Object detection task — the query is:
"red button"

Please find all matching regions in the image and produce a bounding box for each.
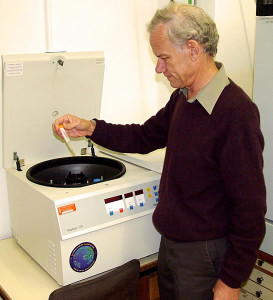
[119,208,124,213]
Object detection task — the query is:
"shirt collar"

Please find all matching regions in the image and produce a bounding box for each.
[180,62,230,114]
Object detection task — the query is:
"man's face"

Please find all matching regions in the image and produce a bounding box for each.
[150,24,194,89]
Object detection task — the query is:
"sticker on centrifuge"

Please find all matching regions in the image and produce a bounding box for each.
[69,242,97,272]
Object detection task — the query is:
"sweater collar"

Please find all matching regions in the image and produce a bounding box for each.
[180,62,230,114]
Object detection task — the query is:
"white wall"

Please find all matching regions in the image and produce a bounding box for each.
[49,0,164,123]
[215,0,256,97]
[0,0,46,240]
[0,0,257,240]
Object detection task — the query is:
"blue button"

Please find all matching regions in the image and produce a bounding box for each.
[140,202,144,207]
[130,205,134,210]
[93,178,102,183]
[156,198,159,203]
[154,192,158,196]
[153,186,157,190]
[110,211,114,216]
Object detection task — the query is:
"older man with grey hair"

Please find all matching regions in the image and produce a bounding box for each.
[53,2,266,300]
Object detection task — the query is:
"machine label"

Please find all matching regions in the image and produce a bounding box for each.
[69,242,97,272]
[4,62,23,76]
[57,203,76,215]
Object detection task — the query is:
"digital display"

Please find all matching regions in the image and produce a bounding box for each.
[135,189,144,196]
[124,192,133,198]
[104,195,123,204]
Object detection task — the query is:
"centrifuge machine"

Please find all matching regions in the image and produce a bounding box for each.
[2,51,163,285]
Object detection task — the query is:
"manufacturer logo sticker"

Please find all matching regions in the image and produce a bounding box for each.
[69,242,97,272]
[58,203,76,215]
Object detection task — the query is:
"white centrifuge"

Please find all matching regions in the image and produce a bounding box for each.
[2,52,164,286]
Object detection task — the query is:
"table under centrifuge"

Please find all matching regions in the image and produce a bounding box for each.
[2,52,163,286]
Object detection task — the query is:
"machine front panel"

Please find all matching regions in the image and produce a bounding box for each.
[60,213,160,286]
[56,178,160,239]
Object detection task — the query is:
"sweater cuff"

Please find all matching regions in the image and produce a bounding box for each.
[85,119,97,139]
[219,270,243,289]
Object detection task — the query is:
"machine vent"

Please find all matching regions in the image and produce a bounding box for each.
[48,240,57,275]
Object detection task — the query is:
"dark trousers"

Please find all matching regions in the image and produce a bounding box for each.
[157,235,229,300]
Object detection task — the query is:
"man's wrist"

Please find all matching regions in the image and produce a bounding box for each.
[85,119,96,137]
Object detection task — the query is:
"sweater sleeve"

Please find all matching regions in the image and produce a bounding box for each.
[91,89,181,154]
[218,99,266,288]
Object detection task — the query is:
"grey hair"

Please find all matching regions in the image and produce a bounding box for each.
[147,1,219,57]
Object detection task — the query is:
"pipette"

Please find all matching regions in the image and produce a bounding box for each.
[58,125,76,156]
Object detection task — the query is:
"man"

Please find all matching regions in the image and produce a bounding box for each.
[52,2,266,300]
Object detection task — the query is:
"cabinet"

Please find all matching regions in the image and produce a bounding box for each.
[137,260,160,300]
[240,251,273,299]
[137,251,273,300]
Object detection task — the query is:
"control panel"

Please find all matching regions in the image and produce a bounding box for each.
[56,176,160,239]
[104,185,159,216]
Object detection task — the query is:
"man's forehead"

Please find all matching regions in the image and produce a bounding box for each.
[150,23,168,38]
[150,24,181,56]
[150,25,170,48]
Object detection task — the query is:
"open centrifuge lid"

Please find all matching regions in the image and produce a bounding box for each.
[2,51,105,169]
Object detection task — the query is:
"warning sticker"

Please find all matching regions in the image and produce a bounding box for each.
[58,203,76,215]
[5,62,23,76]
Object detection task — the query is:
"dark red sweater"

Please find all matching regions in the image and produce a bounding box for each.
[91,79,266,288]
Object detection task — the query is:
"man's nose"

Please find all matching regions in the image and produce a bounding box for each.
[155,58,166,74]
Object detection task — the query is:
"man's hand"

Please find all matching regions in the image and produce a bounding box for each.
[213,279,239,300]
[52,114,95,138]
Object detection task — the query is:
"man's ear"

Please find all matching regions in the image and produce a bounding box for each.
[186,40,201,61]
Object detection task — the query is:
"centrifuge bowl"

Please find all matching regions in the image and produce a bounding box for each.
[26,156,126,188]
